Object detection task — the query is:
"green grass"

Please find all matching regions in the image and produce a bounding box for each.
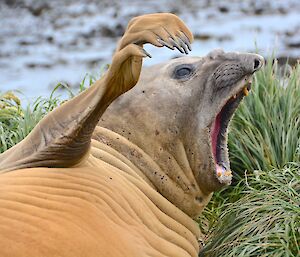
[0,61,299,257]
[200,165,300,257]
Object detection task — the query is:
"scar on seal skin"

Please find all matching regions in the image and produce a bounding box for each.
[0,13,264,257]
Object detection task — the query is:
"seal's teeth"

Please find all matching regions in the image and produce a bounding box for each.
[225,170,232,176]
[243,87,249,96]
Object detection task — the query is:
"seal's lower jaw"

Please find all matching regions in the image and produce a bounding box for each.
[210,76,253,185]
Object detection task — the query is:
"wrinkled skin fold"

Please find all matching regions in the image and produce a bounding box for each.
[0,13,263,257]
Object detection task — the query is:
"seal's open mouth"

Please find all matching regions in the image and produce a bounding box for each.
[210,77,252,184]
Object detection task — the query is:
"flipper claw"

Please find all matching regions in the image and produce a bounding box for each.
[169,37,184,54]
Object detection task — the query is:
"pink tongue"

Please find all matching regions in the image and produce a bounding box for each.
[211,112,221,161]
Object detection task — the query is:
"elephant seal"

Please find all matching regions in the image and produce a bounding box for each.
[0,13,263,257]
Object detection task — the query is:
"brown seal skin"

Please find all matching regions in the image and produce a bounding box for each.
[0,13,263,257]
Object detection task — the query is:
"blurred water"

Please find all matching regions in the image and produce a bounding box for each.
[0,0,299,101]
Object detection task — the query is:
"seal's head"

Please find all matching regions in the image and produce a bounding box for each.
[100,49,264,216]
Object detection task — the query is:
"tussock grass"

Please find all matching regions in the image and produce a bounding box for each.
[200,164,300,257]
[228,60,300,176]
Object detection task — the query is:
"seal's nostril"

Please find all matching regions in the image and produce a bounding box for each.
[254,58,261,70]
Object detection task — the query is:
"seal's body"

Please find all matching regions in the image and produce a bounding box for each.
[0,165,199,257]
[0,13,263,257]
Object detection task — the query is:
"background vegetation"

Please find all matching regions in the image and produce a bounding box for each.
[0,60,299,256]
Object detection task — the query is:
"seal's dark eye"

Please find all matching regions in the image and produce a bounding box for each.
[177,68,191,77]
[173,64,194,79]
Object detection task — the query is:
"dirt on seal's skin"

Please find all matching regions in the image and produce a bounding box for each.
[1,0,300,98]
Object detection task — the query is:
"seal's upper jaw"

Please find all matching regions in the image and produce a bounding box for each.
[208,52,264,186]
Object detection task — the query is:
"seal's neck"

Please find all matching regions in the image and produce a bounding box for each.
[91,126,212,218]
